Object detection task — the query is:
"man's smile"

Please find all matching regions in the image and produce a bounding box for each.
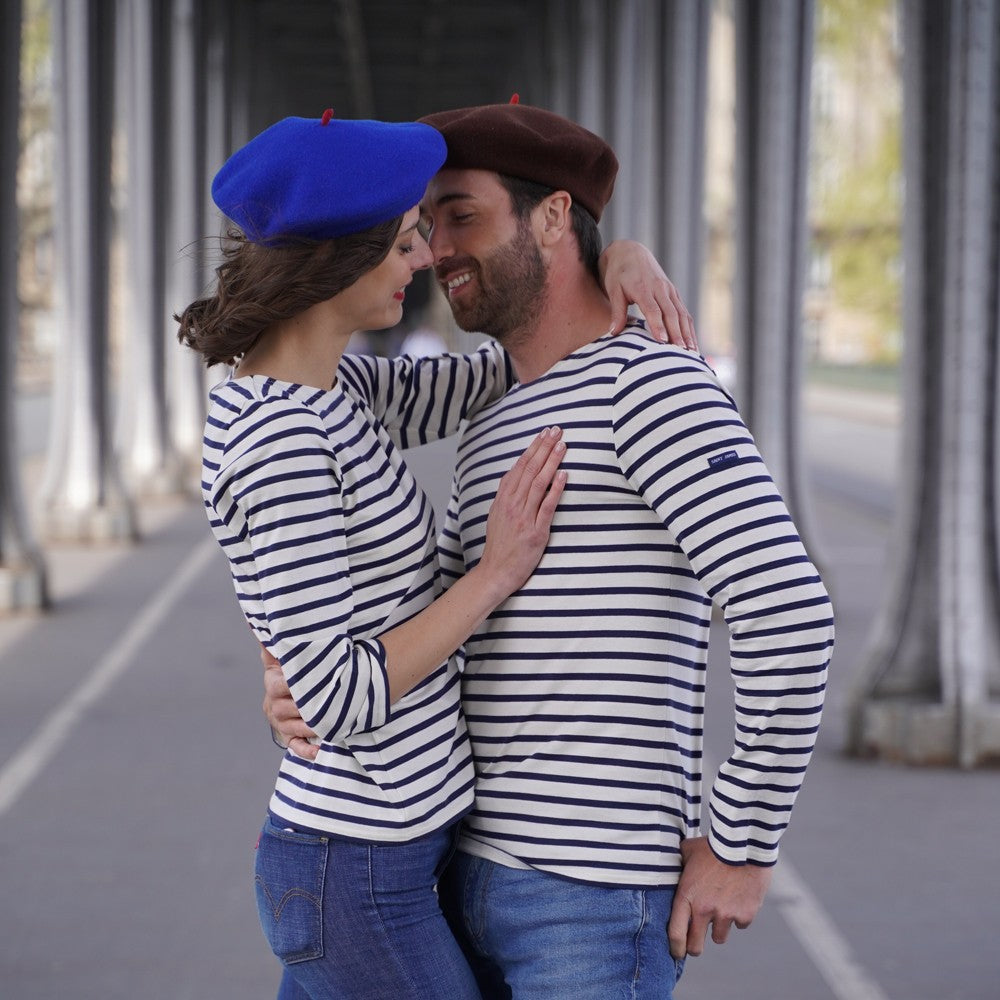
[438,268,476,299]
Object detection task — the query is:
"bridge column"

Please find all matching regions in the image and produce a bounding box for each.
[41,0,137,541]
[115,0,185,496]
[847,0,1000,766]
[732,0,820,548]
[655,1,709,312]
[549,0,708,313]
[164,0,208,475]
[0,0,47,609]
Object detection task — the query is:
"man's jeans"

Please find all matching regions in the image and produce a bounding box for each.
[254,816,480,1000]
[439,850,685,1000]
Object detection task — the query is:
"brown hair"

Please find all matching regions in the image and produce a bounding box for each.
[176,216,403,367]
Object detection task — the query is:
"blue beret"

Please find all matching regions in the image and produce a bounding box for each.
[211,113,447,244]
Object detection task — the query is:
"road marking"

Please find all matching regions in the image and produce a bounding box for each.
[771,853,891,1000]
[1,529,891,1000]
[704,754,890,1000]
[0,537,218,817]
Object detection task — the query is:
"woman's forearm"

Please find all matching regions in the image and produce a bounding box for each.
[379,565,508,702]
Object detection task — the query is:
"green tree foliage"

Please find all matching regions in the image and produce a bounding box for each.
[812,0,902,363]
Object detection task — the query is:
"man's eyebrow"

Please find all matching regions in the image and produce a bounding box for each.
[426,191,476,209]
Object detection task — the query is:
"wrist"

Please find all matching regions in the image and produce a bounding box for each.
[464,562,515,611]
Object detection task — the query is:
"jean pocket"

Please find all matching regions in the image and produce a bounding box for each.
[254,820,328,965]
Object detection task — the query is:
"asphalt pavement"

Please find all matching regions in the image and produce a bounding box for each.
[0,391,997,1000]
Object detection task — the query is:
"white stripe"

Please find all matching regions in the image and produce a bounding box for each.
[771,856,892,1000]
[0,537,218,817]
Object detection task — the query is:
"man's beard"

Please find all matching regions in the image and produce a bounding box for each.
[446,217,548,343]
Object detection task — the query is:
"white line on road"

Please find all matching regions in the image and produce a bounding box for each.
[4,535,893,1000]
[704,753,891,1000]
[0,537,218,818]
[771,853,891,1000]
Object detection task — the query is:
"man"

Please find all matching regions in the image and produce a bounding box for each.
[269,102,833,999]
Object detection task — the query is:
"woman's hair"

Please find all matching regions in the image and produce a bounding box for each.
[176,215,404,367]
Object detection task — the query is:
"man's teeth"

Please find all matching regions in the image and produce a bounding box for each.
[447,273,472,292]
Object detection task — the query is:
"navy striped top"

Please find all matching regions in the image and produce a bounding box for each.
[440,329,834,884]
[201,344,513,841]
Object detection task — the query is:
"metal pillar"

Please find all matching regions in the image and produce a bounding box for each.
[847,0,1000,767]
[164,0,208,475]
[657,1,710,315]
[547,0,707,333]
[574,0,610,154]
[732,0,819,548]
[0,0,48,610]
[544,0,579,121]
[202,0,233,259]
[41,0,137,541]
[115,0,185,496]
[605,0,660,251]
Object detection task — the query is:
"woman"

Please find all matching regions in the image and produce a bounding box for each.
[178,112,690,999]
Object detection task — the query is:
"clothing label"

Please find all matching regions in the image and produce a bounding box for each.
[708,450,739,469]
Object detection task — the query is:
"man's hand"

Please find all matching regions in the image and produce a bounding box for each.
[666,836,773,960]
[261,646,319,760]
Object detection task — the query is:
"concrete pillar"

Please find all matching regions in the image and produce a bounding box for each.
[847,0,1000,767]
[0,0,48,609]
[41,0,137,541]
[115,0,185,495]
[164,0,207,475]
[732,0,818,545]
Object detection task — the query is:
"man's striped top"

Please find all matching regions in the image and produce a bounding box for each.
[201,344,512,842]
[440,329,834,885]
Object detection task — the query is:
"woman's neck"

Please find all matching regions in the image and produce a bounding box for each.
[237,301,353,389]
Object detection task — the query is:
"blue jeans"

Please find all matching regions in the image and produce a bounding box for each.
[438,851,685,1000]
[254,817,481,1000]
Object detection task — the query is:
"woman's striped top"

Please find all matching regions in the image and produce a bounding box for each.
[440,329,834,884]
[201,343,513,842]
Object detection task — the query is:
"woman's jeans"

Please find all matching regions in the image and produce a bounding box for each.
[438,850,685,1000]
[254,816,481,1000]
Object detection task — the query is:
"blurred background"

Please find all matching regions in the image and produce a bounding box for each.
[1,1,997,998]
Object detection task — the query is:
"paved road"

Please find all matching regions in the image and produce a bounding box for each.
[1,394,997,999]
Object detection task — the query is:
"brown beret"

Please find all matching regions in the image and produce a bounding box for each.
[419,102,618,222]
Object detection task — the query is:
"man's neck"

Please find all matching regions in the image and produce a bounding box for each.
[503,269,615,384]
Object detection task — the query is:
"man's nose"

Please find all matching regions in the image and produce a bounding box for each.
[411,235,434,271]
[427,225,451,264]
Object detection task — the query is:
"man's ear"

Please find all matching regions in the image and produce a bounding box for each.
[536,190,572,246]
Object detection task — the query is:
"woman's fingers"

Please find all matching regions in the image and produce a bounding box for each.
[502,426,563,499]
[645,278,698,351]
[523,432,568,523]
[607,284,630,336]
[535,467,567,527]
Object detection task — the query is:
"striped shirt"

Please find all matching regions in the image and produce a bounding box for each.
[202,344,513,842]
[440,328,834,885]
